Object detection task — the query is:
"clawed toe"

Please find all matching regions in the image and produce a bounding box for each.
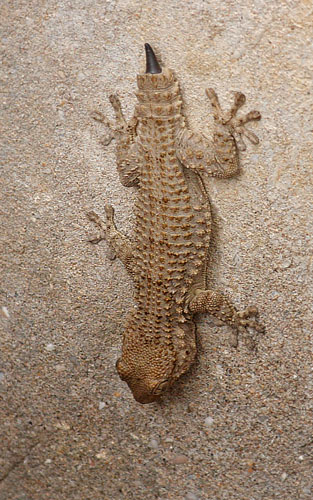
[239,110,261,124]
[231,306,265,349]
[233,132,247,151]
[238,306,259,319]
[240,318,263,331]
[236,325,258,351]
[229,92,246,118]
[233,91,246,106]
[109,94,127,125]
[206,88,223,121]
[237,306,264,333]
[206,87,219,102]
[86,208,117,260]
[92,94,127,140]
[109,94,122,109]
[91,110,114,145]
[236,110,261,145]
[91,110,109,124]
[241,127,259,145]
[86,211,106,244]
[104,204,114,220]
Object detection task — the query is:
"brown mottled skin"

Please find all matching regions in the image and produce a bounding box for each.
[89,44,263,404]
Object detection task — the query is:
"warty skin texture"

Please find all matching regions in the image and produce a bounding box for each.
[89,44,264,404]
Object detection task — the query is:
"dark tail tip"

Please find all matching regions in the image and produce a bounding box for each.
[145,43,162,74]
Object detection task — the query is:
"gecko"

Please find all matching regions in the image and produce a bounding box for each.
[88,43,264,404]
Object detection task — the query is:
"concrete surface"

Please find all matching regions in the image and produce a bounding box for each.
[1,1,312,499]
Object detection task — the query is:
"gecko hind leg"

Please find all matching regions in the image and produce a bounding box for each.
[92,95,140,187]
[186,288,264,349]
[91,110,115,147]
[206,88,261,151]
[176,89,261,178]
[91,95,128,144]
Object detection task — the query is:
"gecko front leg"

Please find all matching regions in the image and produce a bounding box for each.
[87,207,139,283]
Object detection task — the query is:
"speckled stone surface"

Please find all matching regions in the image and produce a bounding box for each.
[1,1,312,499]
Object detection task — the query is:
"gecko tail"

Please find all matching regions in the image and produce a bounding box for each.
[145,43,162,74]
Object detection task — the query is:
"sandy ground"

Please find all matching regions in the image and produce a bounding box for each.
[1,1,312,499]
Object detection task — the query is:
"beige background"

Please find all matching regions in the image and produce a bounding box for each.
[1,1,312,499]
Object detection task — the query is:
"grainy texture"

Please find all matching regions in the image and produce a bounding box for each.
[1,1,312,499]
[89,45,263,403]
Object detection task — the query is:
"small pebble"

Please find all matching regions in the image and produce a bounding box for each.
[1,306,10,318]
[281,472,288,481]
[130,433,139,440]
[148,439,159,449]
[98,401,105,410]
[55,421,70,431]
[278,258,292,269]
[44,459,52,464]
[185,493,199,500]
[69,355,79,365]
[170,454,188,465]
[55,364,65,372]
[204,416,214,427]
[96,449,107,459]
[257,415,268,423]
[77,71,86,81]
[45,343,55,352]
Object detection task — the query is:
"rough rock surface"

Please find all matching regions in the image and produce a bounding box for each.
[1,1,312,499]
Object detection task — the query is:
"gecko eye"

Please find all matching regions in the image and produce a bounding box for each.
[153,379,170,395]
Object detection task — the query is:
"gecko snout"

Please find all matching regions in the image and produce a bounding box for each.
[131,378,170,404]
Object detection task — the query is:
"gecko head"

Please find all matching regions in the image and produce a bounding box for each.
[116,355,173,404]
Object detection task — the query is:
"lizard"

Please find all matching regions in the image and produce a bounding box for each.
[88,43,264,404]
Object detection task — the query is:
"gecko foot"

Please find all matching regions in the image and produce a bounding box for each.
[187,289,264,349]
[91,110,115,146]
[92,94,138,147]
[86,208,116,260]
[232,306,265,349]
[206,88,261,151]
[91,95,127,146]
